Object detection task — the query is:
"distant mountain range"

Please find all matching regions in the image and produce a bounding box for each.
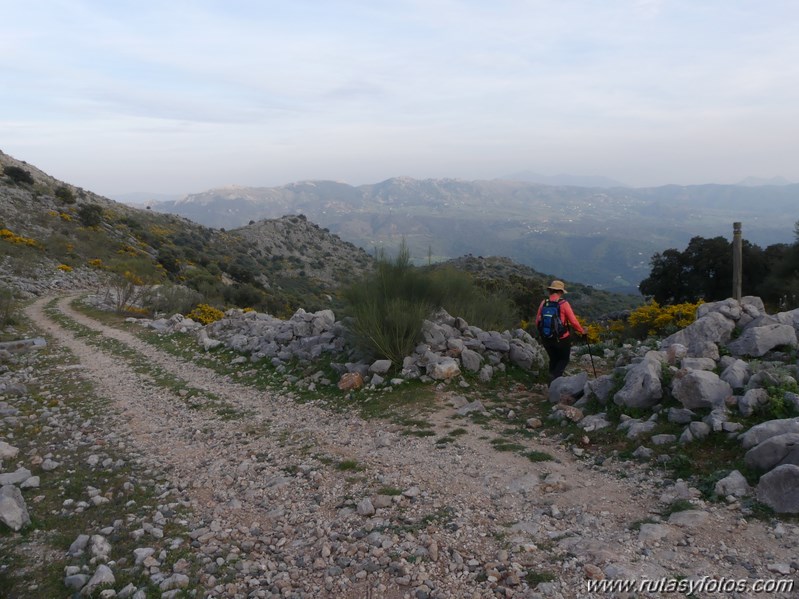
[110,191,183,206]
[736,176,795,187]
[500,171,628,188]
[148,178,799,294]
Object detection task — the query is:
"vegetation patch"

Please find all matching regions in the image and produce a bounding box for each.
[525,450,555,463]
[335,459,363,472]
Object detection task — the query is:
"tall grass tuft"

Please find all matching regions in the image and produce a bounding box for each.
[344,243,433,364]
[430,267,516,331]
[343,242,518,364]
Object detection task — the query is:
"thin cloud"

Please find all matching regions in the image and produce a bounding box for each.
[1,0,798,193]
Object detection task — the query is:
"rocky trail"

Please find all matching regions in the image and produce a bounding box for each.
[1,295,797,598]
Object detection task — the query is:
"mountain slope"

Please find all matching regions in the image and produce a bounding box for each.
[0,151,372,313]
[230,215,372,286]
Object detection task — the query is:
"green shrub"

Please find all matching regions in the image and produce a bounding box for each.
[54,185,76,204]
[143,284,203,316]
[433,267,516,330]
[2,165,34,185]
[223,282,267,310]
[78,204,103,227]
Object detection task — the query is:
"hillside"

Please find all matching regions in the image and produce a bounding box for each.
[0,151,371,314]
[150,178,799,293]
[231,215,372,286]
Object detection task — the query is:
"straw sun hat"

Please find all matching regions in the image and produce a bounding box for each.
[547,280,567,293]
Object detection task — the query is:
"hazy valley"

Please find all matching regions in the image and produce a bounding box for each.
[148,178,799,293]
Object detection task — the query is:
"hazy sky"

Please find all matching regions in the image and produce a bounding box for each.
[2,1,798,196]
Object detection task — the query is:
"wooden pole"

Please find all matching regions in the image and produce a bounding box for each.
[732,222,742,300]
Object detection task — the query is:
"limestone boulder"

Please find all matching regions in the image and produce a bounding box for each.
[585,374,615,406]
[737,388,769,418]
[613,353,664,409]
[727,323,798,358]
[0,484,30,531]
[671,370,732,410]
[714,470,752,498]
[720,358,750,389]
[459,348,482,373]
[426,357,461,381]
[744,433,799,472]
[661,312,735,355]
[739,417,799,449]
[696,298,742,321]
[756,464,799,513]
[549,373,588,404]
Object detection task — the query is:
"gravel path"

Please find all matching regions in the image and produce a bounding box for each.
[21,295,799,598]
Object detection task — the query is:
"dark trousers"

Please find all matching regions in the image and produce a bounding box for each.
[543,337,572,383]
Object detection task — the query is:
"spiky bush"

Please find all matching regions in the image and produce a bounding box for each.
[343,242,517,364]
[428,267,516,331]
[343,244,434,364]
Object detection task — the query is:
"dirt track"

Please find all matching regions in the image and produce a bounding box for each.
[19,295,799,598]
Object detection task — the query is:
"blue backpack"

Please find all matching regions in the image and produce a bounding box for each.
[538,299,566,339]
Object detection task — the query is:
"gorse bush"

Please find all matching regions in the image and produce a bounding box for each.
[628,300,702,338]
[187,303,225,325]
[581,300,702,344]
[343,242,518,364]
[0,228,40,248]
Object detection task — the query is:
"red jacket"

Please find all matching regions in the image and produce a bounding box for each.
[536,294,585,339]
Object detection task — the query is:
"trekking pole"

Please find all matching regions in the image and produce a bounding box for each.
[584,336,597,378]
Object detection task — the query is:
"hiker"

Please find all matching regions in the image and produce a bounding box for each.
[536,280,586,383]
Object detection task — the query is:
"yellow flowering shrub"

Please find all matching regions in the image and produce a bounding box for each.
[117,245,141,256]
[88,258,104,268]
[186,303,225,325]
[628,300,703,337]
[57,264,73,272]
[584,323,603,344]
[0,228,40,248]
[149,225,173,237]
